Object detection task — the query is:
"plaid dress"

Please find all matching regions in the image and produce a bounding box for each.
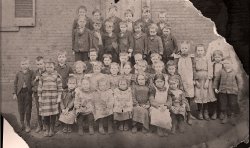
[37,71,63,116]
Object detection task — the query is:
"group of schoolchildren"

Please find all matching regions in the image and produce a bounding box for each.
[13,5,242,138]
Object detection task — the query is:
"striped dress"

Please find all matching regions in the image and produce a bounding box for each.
[37,71,63,116]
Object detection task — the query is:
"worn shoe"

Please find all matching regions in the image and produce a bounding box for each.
[198,111,203,120]
[108,123,114,134]
[99,126,105,135]
[25,125,31,133]
[171,126,176,134]
[118,124,124,131]
[132,126,137,133]
[221,115,228,124]
[35,125,42,133]
[43,130,49,137]
[62,126,68,133]
[163,130,169,137]
[67,126,72,133]
[78,127,84,136]
[203,110,210,121]
[123,122,129,131]
[219,112,224,120]
[157,127,164,137]
[142,127,148,134]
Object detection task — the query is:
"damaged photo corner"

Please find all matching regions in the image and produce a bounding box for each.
[0,0,249,147]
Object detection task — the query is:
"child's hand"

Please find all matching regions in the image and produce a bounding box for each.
[112,42,118,49]
[204,79,209,89]
[13,94,17,100]
[195,80,201,88]
[215,89,219,94]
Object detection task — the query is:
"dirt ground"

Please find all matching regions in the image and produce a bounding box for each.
[1,75,249,148]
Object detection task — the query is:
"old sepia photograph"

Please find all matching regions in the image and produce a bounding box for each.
[0,0,249,147]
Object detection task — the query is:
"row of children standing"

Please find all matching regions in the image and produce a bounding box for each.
[13,4,242,138]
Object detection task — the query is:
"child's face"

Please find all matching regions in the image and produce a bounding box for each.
[98,81,108,91]
[137,75,146,85]
[109,7,117,17]
[167,65,176,75]
[123,64,131,75]
[170,82,178,90]
[151,56,160,64]
[159,13,166,21]
[89,52,97,61]
[214,54,223,63]
[75,64,84,74]
[93,65,101,73]
[142,10,150,18]
[45,63,55,73]
[20,60,30,71]
[180,44,189,54]
[78,19,86,28]
[58,54,67,64]
[138,63,147,72]
[78,8,86,17]
[81,80,90,91]
[162,28,171,36]
[134,26,142,33]
[119,55,128,63]
[154,63,164,73]
[149,28,157,36]
[110,65,119,75]
[36,60,45,70]
[155,79,165,88]
[103,57,112,66]
[196,46,205,56]
[223,61,232,70]
[125,13,133,21]
[68,80,76,90]
[105,25,113,33]
[93,12,101,20]
[120,24,127,33]
[118,80,128,90]
[93,23,102,30]
[134,55,143,64]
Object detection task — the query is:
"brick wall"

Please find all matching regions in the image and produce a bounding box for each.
[1,0,219,85]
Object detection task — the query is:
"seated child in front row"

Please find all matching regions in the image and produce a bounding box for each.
[113,78,133,131]
[38,59,63,137]
[74,78,95,135]
[167,77,190,134]
[94,78,114,134]
[59,76,77,133]
[13,57,33,133]
[150,74,172,137]
[132,74,150,133]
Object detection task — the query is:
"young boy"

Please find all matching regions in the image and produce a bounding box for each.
[13,57,34,133]
[90,20,103,56]
[102,21,119,62]
[55,51,74,90]
[214,59,242,124]
[118,21,134,56]
[147,24,164,62]
[124,9,134,32]
[135,6,154,35]
[32,56,46,133]
[72,5,91,31]
[89,8,104,31]
[156,12,168,36]
[133,22,148,60]
[72,17,93,61]
[105,5,122,35]
[161,25,178,63]
[85,48,99,73]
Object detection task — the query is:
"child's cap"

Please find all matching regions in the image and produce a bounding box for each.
[92,8,101,15]
[103,54,112,59]
[149,23,158,30]
[134,53,143,59]
[166,60,176,67]
[212,50,223,57]
[124,9,134,17]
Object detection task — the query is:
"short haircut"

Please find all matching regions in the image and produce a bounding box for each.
[149,23,158,30]
[77,5,87,13]
[36,56,44,61]
[110,62,119,68]
[195,44,205,51]
[103,54,112,59]
[153,73,165,84]
[142,6,150,13]
[212,50,223,58]
[89,48,97,53]
[124,9,134,17]
[21,56,30,63]
[73,61,86,71]
[109,5,118,11]
[134,22,143,28]
[119,21,127,27]
[92,9,101,15]
[166,60,176,68]
[67,76,77,84]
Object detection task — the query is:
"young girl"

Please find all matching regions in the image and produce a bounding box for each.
[38,59,63,137]
[113,78,133,131]
[120,62,134,85]
[193,45,216,121]
[166,60,184,91]
[59,76,77,133]
[74,78,95,135]
[135,6,154,34]
[211,50,224,120]
[150,74,172,137]
[94,78,114,134]
[133,22,148,59]
[149,61,168,86]
[167,77,190,133]
[118,21,134,55]
[109,62,121,90]
[102,21,119,62]
[214,59,242,124]
[161,25,178,63]
[147,24,164,62]
[124,9,134,32]
[101,54,112,74]
[175,41,195,120]
[132,53,143,73]
[132,74,150,133]
[72,17,92,61]
[88,61,107,91]
[72,61,86,87]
